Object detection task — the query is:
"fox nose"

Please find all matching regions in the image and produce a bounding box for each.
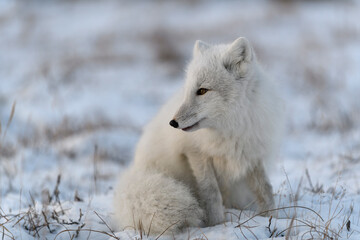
[169,119,179,128]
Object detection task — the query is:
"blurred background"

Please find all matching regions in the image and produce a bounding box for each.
[0,0,360,238]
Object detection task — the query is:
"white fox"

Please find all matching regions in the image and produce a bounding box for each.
[113,37,284,235]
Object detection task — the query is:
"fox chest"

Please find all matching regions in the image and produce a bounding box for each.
[198,136,262,181]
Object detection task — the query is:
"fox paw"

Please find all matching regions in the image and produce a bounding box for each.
[207,206,225,226]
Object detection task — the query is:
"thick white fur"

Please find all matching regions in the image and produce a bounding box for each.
[113,37,284,235]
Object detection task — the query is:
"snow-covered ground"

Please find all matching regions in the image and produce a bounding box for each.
[1,0,360,239]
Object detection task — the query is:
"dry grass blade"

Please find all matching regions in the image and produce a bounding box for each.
[0,208,9,221]
[337,205,353,236]
[93,144,99,194]
[237,224,249,240]
[154,220,180,240]
[276,224,308,238]
[285,216,295,239]
[147,212,156,237]
[285,217,340,239]
[2,101,16,140]
[199,230,209,240]
[138,219,143,239]
[242,224,259,240]
[11,212,27,228]
[58,222,72,240]
[1,231,15,240]
[93,211,119,239]
[54,228,120,240]
[225,211,241,223]
[305,169,314,190]
[0,223,15,240]
[41,211,53,233]
[235,205,324,228]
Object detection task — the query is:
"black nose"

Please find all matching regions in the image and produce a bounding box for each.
[169,119,179,128]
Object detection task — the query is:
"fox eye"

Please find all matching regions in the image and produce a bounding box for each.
[196,88,209,96]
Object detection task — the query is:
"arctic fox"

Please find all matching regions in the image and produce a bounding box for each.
[113,37,283,235]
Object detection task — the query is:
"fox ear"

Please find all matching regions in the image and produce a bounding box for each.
[223,37,254,76]
[193,40,210,56]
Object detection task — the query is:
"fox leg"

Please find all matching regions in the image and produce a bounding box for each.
[187,154,224,226]
[245,163,275,215]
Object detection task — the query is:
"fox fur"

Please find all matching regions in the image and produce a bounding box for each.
[113,37,284,235]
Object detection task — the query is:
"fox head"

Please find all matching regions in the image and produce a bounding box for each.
[169,37,259,132]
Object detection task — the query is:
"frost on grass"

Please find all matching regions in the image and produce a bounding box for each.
[1,0,360,239]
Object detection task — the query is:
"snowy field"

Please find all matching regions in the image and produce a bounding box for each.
[1,0,360,239]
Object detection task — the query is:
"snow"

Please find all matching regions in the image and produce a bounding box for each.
[1,0,360,239]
